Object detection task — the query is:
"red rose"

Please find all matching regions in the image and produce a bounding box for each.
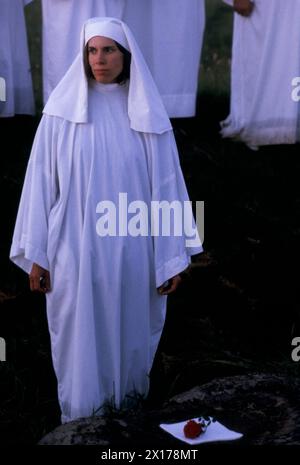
[183,420,203,438]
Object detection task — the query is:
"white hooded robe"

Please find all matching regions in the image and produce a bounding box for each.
[10,17,202,423]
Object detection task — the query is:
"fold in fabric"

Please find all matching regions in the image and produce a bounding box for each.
[41,0,205,117]
[10,77,202,422]
[221,0,300,147]
[0,0,35,117]
[43,17,172,134]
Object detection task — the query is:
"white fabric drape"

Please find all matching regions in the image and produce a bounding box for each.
[0,0,35,117]
[10,18,202,423]
[41,0,205,117]
[43,17,172,134]
[221,0,300,147]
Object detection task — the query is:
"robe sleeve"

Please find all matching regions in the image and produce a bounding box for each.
[143,130,203,288]
[10,115,59,274]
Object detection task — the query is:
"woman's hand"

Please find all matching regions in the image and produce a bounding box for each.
[29,263,51,293]
[157,274,182,296]
[233,0,254,17]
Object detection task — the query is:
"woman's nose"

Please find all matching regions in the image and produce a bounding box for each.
[95,51,106,64]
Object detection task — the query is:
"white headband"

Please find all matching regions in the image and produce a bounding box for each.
[84,18,130,51]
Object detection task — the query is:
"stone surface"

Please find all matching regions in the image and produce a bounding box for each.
[38,373,300,446]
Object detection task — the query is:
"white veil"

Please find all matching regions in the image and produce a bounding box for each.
[43,17,172,134]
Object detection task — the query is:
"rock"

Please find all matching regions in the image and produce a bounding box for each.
[165,372,300,445]
[38,373,300,446]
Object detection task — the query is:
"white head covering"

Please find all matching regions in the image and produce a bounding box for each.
[43,17,172,134]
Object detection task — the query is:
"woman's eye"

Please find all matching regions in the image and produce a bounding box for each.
[88,46,115,54]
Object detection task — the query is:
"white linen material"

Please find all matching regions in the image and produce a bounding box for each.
[122,0,205,117]
[10,89,202,422]
[41,0,205,117]
[0,0,35,117]
[43,17,172,134]
[221,0,300,147]
[10,17,202,421]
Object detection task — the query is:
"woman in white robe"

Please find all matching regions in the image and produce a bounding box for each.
[0,0,35,117]
[221,0,300,148]
[41,0,205,117]
[10,17,202,423]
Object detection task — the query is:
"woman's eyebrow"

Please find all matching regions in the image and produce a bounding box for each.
[88,45,116,50]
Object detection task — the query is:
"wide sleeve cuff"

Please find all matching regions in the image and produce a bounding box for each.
[10,237,50,274]
[155,252,191,288]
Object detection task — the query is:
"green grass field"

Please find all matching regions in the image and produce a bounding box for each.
[25,0,233,114]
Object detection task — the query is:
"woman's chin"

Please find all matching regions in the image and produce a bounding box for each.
[93,75,116,84]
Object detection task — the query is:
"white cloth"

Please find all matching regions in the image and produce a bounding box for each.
[160,417,243,445]
[44,17,172,134]
[10,18,202,423]
[41,0,205,117]
[221,0,300,147]
[0,0,35,117]
[122,0,205,117]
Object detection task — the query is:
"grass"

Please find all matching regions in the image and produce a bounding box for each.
[199,0,233,97]
[3,0,300,447]
[1,0,236,444]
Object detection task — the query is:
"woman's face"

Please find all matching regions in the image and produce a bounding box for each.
[87,36,124,84]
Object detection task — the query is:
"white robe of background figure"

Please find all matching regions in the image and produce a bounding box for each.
[221,0,300,149]
[41,0,205,117]
[0,0,35,117]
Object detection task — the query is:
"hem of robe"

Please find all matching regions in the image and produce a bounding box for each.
[220,117,299,147]
[10,238,49,274]
[57,314,166,424]
[162,93,197,118]
[60,388,146,424]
